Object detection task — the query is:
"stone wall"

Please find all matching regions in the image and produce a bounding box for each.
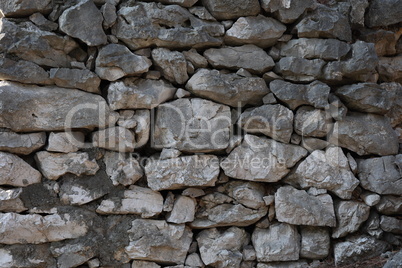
[0,0,401,267]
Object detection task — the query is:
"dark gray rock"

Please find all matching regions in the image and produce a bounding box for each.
[0,57,52,85]
[378,56,402,84]
[376,196,402,215]
[0,0,52,17]
[260,0,316,23]
[383,82,402,127]
[50,68,101,94]
[380,216,402,234]
[294,106,329,138]
[202,0,260,20]
[366,0,402,27]
[275,57,326,82]
[156,0,198,8]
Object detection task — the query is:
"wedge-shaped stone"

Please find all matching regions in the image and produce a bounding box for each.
[221,134,308,182]
[0,0,52,17]
[0,57,52,85]
[0,131,46,155]
[275,57,326,82]
[125,219,193,265]
[332,201,371,238]
[0,152,41,187]
[112,2,224,50]
[103,151,143,186]
[49,68,101,94]
[0,187,27,212]
[261,0,316,23]
[46,132,85,153]
[186,69,269,107]
[152,48,188,84]
[0,81,118,132]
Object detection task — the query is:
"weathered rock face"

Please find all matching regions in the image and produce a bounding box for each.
[202,0,260,20]
[261,0,316,23]
[92,126,136,152]
[0,152,41,187]
[112,2,224,50]
[300,227,330,259]
[376,196,402,215]
[166,195,196,223]
[46,132,84,153]
[366,0,402,27]
[0,0,52,17]
[221,135,308,182]
[0,187,27,213]
[0,57,52,85]
[103,151,143,186]
[49,68,101,94]
[332,201,371,238]
[294,106,329,138]
[0,81,118,132]
[0,131,46,155]
[152,48,188,84]
[378,56,402,84]
[157,0,198,8]
[381,216,402,234]
[275,57,326,82]
[186,68,270,107]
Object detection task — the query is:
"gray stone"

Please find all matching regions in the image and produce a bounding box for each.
[160,148,182,160]
[270,80,330,110]
[224,180,266,209]
[300,137,329,152]
[275,57,326,82]
[103,151,143,186]
[0,81,118,132]
[383,250,402,268]
[125,219,193,265]
[0,244,56,268]
[225,15,286,48]
[359,29,397,57]
[262,93,277,104]
[221,134,308,182]
[357,155,402,196]
[360,192,381,206]
[112,2,224,50]
[380,216,402,234]
[328,113,399,156]
[328,94,348,121]
[366,0,402,27]
[332,201,371,238]
[257,261,311,268]
[0,188,27,213]
[294,106,329,138]
[239,104,294,143]
[188,6,216,21]
[252,223,300,262]
[152,48,188,84]
[204,45,274,74]
[378,56,402,84]
[383,82,402,127]
[92,127,136,153]
[275,186,336,227]
[0,152,41,187]
[0,131,46,155]
[50,68,101,94]
[166,195,196,223]
[185,253,203,267]
[182,188,205,198]
[202,0,260,20]
[46,132,85,153]
[183,49,208,69]
[130,110,150,148]
[95,44,152,81]
[197,227,249,268]
[349,0,369,26]
[131,261,161,268]
[107,78,176,110]
[0,0,52,17]
[363,211,383,238]
[186,69,270,107]
[156,0,198,8]
[145,155,219,191]
[59,0,107,46]
[50,239,96,268]
[300,227,330,259]
[376,196,402,215]
[101,2,117,29]
[29,12,58,31]
[260,0,316,23]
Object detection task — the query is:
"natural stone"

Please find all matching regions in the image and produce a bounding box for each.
[383,250,402,268]
[359,29,398,57]
[0,245,56,268]
[103,151,143,186]
[380,216,402,234]
[101,2,117,29]
[332,201,371,238]
[238,104,294,143]
[204,45,274,74]
[49,68,101,94]
[328,94,348,121]
[0,152,41,187]
[202,0,260,20]
[152,48,188,84]
[376,196,402,215]
[183,49,208,69]
[383,82,402,127]
[107,78,176,110]
[360,192,381,206]
[46,132,85,153]
[300,137,329,152]
[294,106,329,138]
[221,134,307,182]
[145,155,219,191]
[225,15,286,48]
[366,0,402,27]
[0,131,46,155]
[131,261,161,268]
[35,151,99,181]
[275,57,326,82]
[182,188,205,198]
[224,180,266,209]
[300,227,330,259]
[0,188,27,213]
[0,0,52,17]
[378,56,402,84]
[157,0,198,8]
[186,69,270,107]
[260,0,316,23]
[185,253,203,267]
[166,195,196,223]
[349,0,369,26]
[92,127,136,153]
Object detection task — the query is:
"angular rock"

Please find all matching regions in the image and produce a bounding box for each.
[29,12,58,31]
[125,219,193,265]
[46,132,85,153]
[287,147,359,199]
[97,186,163,218]
[145,155,219,191]
[0,244,56,268]
[275,57,325,82]
[225,15,286,48]
[101,2,117,29]
[221,134,308,182]
[0,212,88,244]
[366,0,402,27]
[359,29,398,57]
[0,152,41,187]
[152,48,188,84]
[95,44,152,81]
[300,227,330,259]
[224,180,266,209]
[197,227,249,268]
[332,201,371,238]
[360,192,381,206]
[157,0,198,8]
[166,195,196,223]
[183,49,208,69]
[252,223,300,262]
[186,69,270,107]
[103,151,143,186]
[328,113,399,156]
[153,98,230,152]
[295,5,352,42]
[270,80,330,110]
[49,68,101,94]
[294,106,329,138]
[107,78,176,110]
[380,216,402,234]
[239,104,294,143]
[275,186,336,227]
[92,126,136,153]
[202,0,260,20]
[204,45,274,74]
[185,253,203,267]
[378,56,402,84]
[383,250,402,268]
[376,196,402,215]
[261,0,316,23]
[50,238,96,268]
[0,0,52,17]
[0,81,118,132]
[35,151,99,181]
[357,155,402,196]
[0,131,46,155]
[131,261,161,268]
[384,82,402,127]
[300,137,329,152]
[59,0,107,46]
[280,38,350,61]
[112,2,224,50]
[0,187,27,212]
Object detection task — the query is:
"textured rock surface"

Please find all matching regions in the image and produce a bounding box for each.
[0,57,52,85]
[380,216,402,234]
[275,57,326,82]
[332,201,371,238]
[166,195,196,223]
[294,106,329,138]
[49,68,101,94]
[92,126,136,152]
[0,0,52,17]
[366,0,402,27]
[261,0,316,23]
[376,196,402,215]
[0,131,46,155]
[300,227,330,259]
[152,48,189,84]
[103,151,143,186]
[202,0,260,20]
[46,132,84,153]
[0,152,41,187]
[378,56,402,84]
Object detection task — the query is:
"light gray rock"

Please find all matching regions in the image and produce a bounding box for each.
[280,38,350,61]
[300,137,329,152]
[287,147,359,199]
[46,132,85,153]
[238,104,293,143]
[131,261,161,268]
[202,0,260,20]
[153,98,231,152]
[225,15,286,48]
[92,126,136,153]
[95,44,152,81]
[357,155,402,196]
[275,186,336,227]
[366,0,402,27]
[275,57,326,82]
[221,134,308,182]
[260,0,316,23]
[252,223,300,262]
[204,45,274,74]
[270,80,330,110]
[0,152,41,187]
[378,56,402,84]
[107,78,176,110]
[332,201,371,238]
[360,192,381,206]
[0,188,27,213]
[328,113,399,156]
[300,227,330,259]
[112,2,224,50]
[294,106,329,138]
[383,250,402,268]
[224,180,266,209]
[257,261,311,268]
[125,219,193,265]
[152,48,188,84]
[145,155,219,191]
[128,110,150,148]
[166,195,196,223]
[97,186,163,218]
[49,68,101,94]
[101,2,117,29]
[349,0,369,26]
[197,227,249,268]
[103,151,143,186]
[380,216,402,234]
[334,235,389,266]
[185,253,203,267]
[156,0,198,8]
[0,131,46,155]
[0,0,52,17]
[182,188,205,198]
[59,0,107,46]
[183,49,208,69]
[0,212,88,244]
[0,81,118,132]
[376,196,402,215]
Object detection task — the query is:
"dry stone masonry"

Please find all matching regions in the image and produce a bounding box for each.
[0,0,401,267]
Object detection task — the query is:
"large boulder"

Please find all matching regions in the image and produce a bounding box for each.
[0,152,41,187]
[201,0,260,20]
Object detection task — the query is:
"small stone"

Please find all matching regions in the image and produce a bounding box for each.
[188,6,216,21]
[46,132,85,153]
[92,127,136,153]
[262,93,277,104]
[332,201,371,238]
[160,148,182,160]
[101,2,117,29]
[152,48,189,84]
[166,195,196,224]
[202,0,260,20]
[378,56,402,84]
[380,216,402,234]
[275,57,326,82]
[261,0,316,23]
[49,68,101,94]
[0,131,46,155]
[360,192,381,206]
[383,82,402,127]
[88,258,100,268]
[132,261,161,268]
[224,180,266,209]
[294,106,329,138]
[376,196,402,215]
[146,70,161,80]
[103,151,143,186]
[163,192,175,213]
[0,152,41,187]
[300,227,330,259]
[359,29,398,57]
[290,133,302,145]
[263,195,274,206]
[182,188,205,198]
[366,0,402,27]
[0,188,27,212]
[175,88,191,98]
[183,49,208,69]
[132,110,151,148]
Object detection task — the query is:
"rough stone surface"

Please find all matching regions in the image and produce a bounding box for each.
[378,56,402,84]
[383,250,402,268]
[46,132,84,153]
[0,152,41,187]
[152,48,189,84]
[380,216,402,234]
[0,131,46,155]
[366,0,402,27]
[294,106,329,138]
[261,0,316,23]
[92,127,136,153]
[0,57,52,85]
[202,0,260,20]
[376,196,402,215]
[157,0,198,8]
[49,68,101,94]
[103,151,143,186]
[332,201,370,239]
[166,195,196,224]
[300,227,330,259]
[0,187,27,213]
[0,0,52,17]
[275,57,326,82]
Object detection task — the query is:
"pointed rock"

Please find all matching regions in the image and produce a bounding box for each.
[0,152,41,187]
